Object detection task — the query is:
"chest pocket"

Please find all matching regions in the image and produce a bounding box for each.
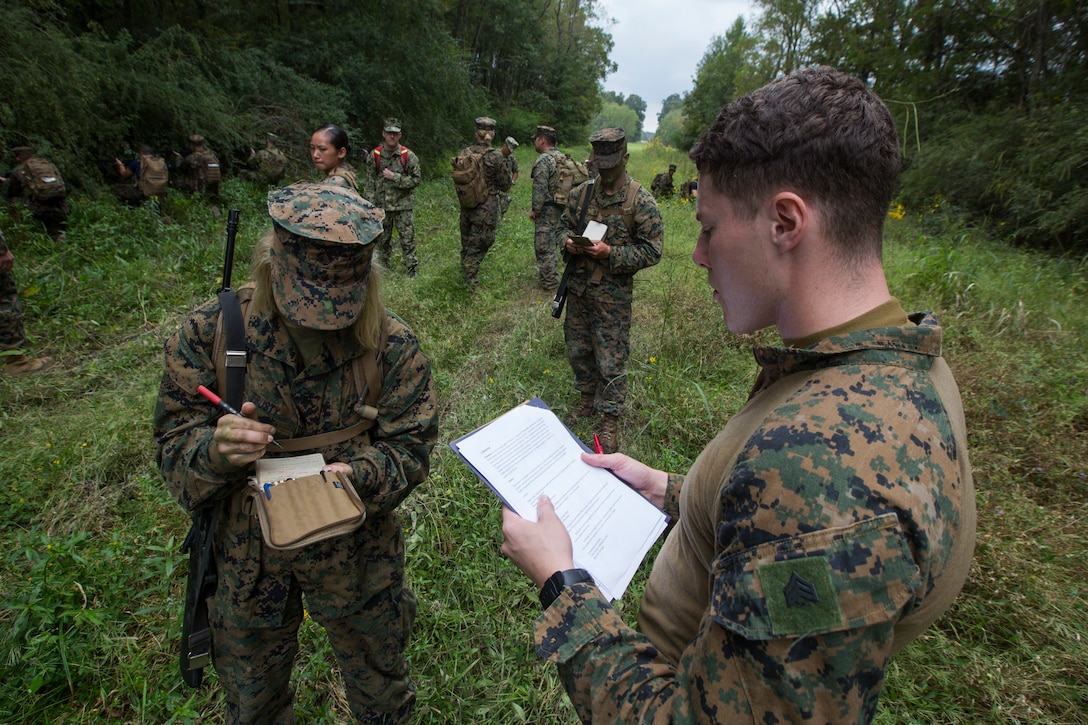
[709,513,920,640]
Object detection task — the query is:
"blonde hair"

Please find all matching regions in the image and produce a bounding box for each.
[250,227,384,348]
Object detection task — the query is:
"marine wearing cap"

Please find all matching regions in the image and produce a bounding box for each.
[504,137,519,150]
[475,117,497,130]
[266,182,385,330]
[588,127,627,169]
[383,118,402,133]
[534,125,556,138]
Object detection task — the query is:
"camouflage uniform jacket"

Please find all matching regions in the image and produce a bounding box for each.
[154,295,438,624]
[363,145,421,212]
[560,174,663,304]
[534,313,976,724]
[531,149,559,213]
[323,162,360,193]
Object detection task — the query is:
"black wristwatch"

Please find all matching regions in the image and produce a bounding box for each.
[539,568,594,610]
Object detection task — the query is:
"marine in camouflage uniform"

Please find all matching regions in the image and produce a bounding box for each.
[3,146,69,240]
[529,126,562,290]
[176,134,222,203]
[559,128,663,451]
[154,182,438,724]
[1,228,52,374]
[458,116,512,287]
[497,136,519,222]
[240,133,287,186]
[363,119,422,277]
[501,67,977,724]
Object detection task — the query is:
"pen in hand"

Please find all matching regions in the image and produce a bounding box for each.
[593,434,604,455]
[196,384,284,449]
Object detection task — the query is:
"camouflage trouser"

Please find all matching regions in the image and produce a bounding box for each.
[533,205,562,289]
[498,192,511,221]
[459,197,500,285]
[377,209,418,274]
[208,507,417,724]
[0,268,26,351]
[25,200,69,239]
[563,293,631,416]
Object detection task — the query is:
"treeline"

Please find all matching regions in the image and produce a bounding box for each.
[655,0,1088,253]
[0,0,612,186]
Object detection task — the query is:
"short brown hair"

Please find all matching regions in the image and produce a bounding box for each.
[690,66,900,261]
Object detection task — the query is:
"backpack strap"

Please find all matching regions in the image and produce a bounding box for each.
[213,286,252,410]
[212,293,386,452]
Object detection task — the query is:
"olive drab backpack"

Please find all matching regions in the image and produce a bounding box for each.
[548,149,590,206]
[21,156,67,202]
[198,151,222,184]
[137,154,170,198]
[450,147,488,209]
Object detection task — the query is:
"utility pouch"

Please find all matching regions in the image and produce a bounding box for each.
[246,470,366,550]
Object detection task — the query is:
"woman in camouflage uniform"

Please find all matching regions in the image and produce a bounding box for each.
[311,124,359,192]
[154,182,437,723]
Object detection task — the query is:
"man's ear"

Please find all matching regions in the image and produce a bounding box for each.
[770,192,807,253]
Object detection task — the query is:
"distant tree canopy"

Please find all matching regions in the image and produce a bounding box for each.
[0,0,615,185]
[666,0,1088,252]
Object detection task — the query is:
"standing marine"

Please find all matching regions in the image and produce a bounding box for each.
[529,125,562,290]
[456,116,512,288]
[154,181,438,723]
[559,128,663,453]
[364,118,422,277]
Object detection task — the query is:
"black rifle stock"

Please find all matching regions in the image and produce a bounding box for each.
[179,208,241,687]
[551,180,595,319]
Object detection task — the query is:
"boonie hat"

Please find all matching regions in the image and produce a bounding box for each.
[475,116,496,130]
[266,182,385,330]
[504,136,519,150]
[588,128,627,169]
[383,118,402,133]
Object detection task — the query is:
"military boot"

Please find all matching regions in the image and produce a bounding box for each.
[598,414,620,454]
[571,392,596,419]
[4,354,53,376]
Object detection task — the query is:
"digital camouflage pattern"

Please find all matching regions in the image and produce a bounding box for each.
[179,147,221,194]
[154,296,438,723]
[266,182,385,330]
[531,149,561,288]
[560,175,662,415]
[0,230,26,352]
[458,141,512,286]
[323,161,360,193]
[533,314,976,724]
[363,145,422,275]
[498,151,518,221]
[364,145,421,212]
[241,146,287,186]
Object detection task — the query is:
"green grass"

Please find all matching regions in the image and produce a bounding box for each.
[1,144,1085,723]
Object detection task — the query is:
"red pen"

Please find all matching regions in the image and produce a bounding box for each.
[593,433,604,454]
[196,384,284,449]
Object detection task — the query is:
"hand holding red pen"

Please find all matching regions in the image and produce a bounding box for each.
[197,385,283,468]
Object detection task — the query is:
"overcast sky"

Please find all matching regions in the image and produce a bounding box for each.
[596,0,753,132]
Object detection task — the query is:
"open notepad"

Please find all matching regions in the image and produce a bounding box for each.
[450,398,668,601]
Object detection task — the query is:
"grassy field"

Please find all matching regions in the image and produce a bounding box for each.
[1,141,1085,724]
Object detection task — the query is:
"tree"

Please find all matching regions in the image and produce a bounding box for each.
[656,107,686,149]
[624,94,646,139]
[680,18,762,150]
[658,93,683,126]
[589,102,640,138]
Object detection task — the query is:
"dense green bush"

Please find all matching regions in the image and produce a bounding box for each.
[898,104,1088,253]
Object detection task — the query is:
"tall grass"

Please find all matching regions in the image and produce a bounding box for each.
[0,146,1085,723]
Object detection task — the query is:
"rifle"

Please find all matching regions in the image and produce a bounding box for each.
[179,208,241,688]
[551,179,595,319]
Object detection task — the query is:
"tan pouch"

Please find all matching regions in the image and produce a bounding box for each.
[247,471,366,550]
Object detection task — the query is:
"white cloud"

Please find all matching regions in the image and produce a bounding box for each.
[596,0,752,132]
